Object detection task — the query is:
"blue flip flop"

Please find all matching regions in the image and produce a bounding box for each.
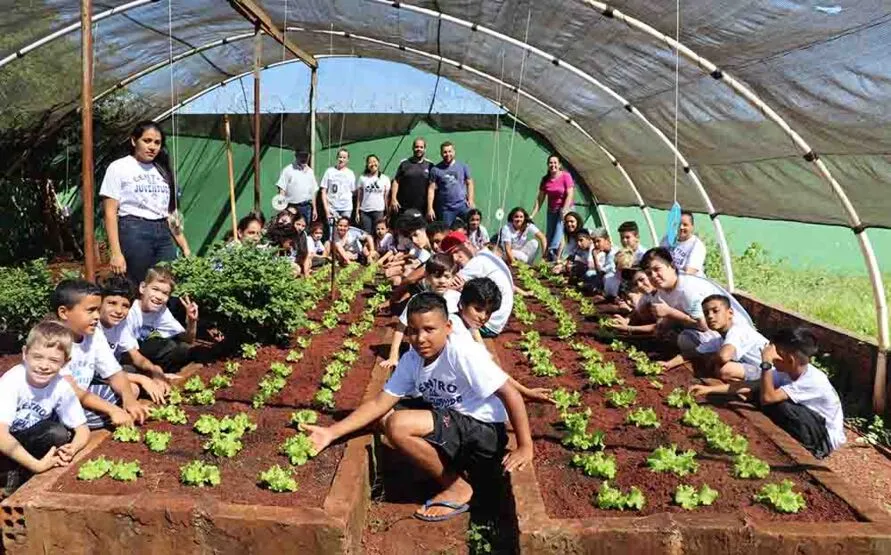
[413,499,470,522]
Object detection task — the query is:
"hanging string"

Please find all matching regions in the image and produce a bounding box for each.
[673,0,680,204]
[327,24,334,169]
[501,6,532,222]
[486,50,506,223]
[336,44,353,151]
[167,0,178,201]
[279,0,288,172]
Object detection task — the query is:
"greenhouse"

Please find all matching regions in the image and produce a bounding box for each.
[0,1,890,553]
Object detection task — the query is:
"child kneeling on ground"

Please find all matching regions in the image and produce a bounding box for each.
[304,292,534,521]
[690,327,844,459]
[0,321,91,493]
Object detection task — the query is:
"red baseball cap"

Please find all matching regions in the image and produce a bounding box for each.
[440,231,469,254]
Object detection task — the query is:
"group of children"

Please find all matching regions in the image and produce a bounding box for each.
[1,268,197,492]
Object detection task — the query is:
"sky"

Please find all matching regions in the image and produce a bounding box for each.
[182,57,502,114]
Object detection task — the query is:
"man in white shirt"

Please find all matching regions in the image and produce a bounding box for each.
[276,149,318,225]
[320,148,357,223]
[660,211,707,276]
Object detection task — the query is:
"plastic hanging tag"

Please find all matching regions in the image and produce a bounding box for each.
[665,201,682,247]
[272,194,288,211]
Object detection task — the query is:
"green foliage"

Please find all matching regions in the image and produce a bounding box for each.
[674,484,719,510]
[606,388,637,409]
[552,388,582,413]
[512,295,536,325]
[144,430,172,452]
[252,373,287,408]
[333,349,358,364]
[733,453,771,479]
[296,336,310,349]
[241,343,259,359]
[224,360,241,375]
[0,259,54,340]
[343,338,360,352]
[183,376,205,393]
[149,405,188,425]
[466,522,494,554]
[108,460,142,482]
[209,374,232,390]
[648,379,664,390]
[180,460,221,487]
[169,244,314,344]
[203,433,243,458]
[754,480,806,513]
[314,387,335,410]
[518,330,562,377]
[285,350,303,362]
[647,444,699,477]
[112,425,141,443]
[77,457,113,481]
[195,413,256,437]
[280,434,317,466]
[595,482,645,511]
[194,414,221,435]
[583,361,621,387]
[188,388,216,406]
[259,465,298,492]
[166,388,184,405]
[291,409,318,426]
[321,312,340,329]
[269,362,293,378]
[702,422,749,455]
[628,347,663,376]
[667,387,697,409]
[307,321,323,335]
[571,452,617,480]
[571,341,603,363]
[561,409,605,450]
[682,405,721,430]
[626,407,660,428]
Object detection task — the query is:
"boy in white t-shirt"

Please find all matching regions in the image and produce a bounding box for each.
[320,148,357,222]
[690,327,844,459]
[303,293,533,521]
[126,267,199,372]
[53,280,148,429]
[617,221,647,264]
[0,321,90,491]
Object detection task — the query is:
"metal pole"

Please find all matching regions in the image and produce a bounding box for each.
[81,0,96,281]
[223,115,239,241]
[252,28,262,212]
[309,66,318,180]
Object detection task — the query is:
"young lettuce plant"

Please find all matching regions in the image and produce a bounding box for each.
[269,362,293,378]
[220,413,257,435]
[666,387,698,409]
[112,425,141,443]
[571,452,617,480]
[259,465,298,492]
[626,407,660,428]
[333,350,358,364]
[224,360,241,375]
[647,444,699,477]
[144,430,172,452]
[241,343,259,360]
[285,350,304,363]
[596,482,645,511]
[703,422,749,455]
[682,404,722,430]
[733,453,771,479]
[77,456,113,481]
[606,387,637,409]
[189,388,216,406]
[183,376,206,393]
[209,374,232,390]
[149,404,188,425]
[194,414,221,435]
[108,460,142,481]
[584,361,621,387]
[280,434,317,466]
[296,336,310,350]
[342,338,360,352]
[753,480,806,513]
[291,409,318,426]
[314,387,336,410]
[562,409,605,451]
[180,460,221,487]
[674,484,719,510]
[203,433,243,458]
[552,388,582,413]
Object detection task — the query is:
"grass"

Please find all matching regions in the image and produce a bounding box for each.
[705,242,890,340]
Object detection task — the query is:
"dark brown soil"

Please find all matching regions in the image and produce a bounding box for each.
[494,286,859,522]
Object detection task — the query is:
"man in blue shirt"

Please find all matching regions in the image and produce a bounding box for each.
[427,141,475,226]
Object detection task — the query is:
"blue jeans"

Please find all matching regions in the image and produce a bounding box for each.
[288,202,313,225]
[545,210,564,262]
[119,216,177,285]
[438,203,468,226]
[359,210,384,235]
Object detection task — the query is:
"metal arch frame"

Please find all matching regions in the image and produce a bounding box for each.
[369,0,736,292]
[576,0,889,410]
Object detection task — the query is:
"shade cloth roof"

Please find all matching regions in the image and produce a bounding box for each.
[3,0,891,231]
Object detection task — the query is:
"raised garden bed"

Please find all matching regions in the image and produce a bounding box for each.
[498,266,891,554]
[1,273,390,555]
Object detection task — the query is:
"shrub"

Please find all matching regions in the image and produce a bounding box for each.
[168,244,315,344]
[0,259,53,341]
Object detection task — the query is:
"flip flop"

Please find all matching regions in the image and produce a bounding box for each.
[413,499,470,522]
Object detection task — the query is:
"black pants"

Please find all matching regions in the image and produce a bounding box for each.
[12,420,71,459]
[359,210,384,235]
[140,337,191,372]
[762,400,832,459]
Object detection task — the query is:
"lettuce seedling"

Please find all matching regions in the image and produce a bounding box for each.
[733,453,771,479]
[280,433,317,466]
[552,388,582,413]
[183,375,205,393]
[571,342,603,363]
[579,298,597,317]
[291,409,318,426]
[321,313,339,329]
[77,456,113,480]
[647,444,699,477]
[112,425,141,443]
[596,482,645,511]
[220,413,257,435]
[209,374,232,390]
[333,350,358,364]
[584,361,621,387]
[167,388,184,405]
[306,321,322,335]
[666,387,697,409]
[108,460,142,481]
[674,484,719,510]
[571,452,617,480]
[682,404,721,429]
[224,360,240,375]
[194,414,220,435]
[610,340,629,353]
[343,338,360,352]
[149,404,188,425]
[562,409,605,451]
[296,336,310,349]
[703,422,748,455]
[314,387,335,410]
[259,465,298,492]
[754,480,806,513]
[321,371,343,392]
[144,430,172,452]
[189,388,216,406]
[241,343,259,359]
[606,388,637,409]
[626,407,660,428]
[286,350,303,362]
[648,379,664,390]
[203,433,243,458]
[180,460,221,487]
[269,362,293,378]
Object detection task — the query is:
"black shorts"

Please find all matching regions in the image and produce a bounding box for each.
[394,398,508,470]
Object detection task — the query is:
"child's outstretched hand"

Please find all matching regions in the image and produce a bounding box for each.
[142,379,167,405]
[109,406,134,428]
[526,387,554,404]
[31,446,65,473]
[301,424,334,455]
[502,443,533,473]
[182,295,199,322]
[123,401,148,425]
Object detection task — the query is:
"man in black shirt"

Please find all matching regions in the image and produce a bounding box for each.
[390,138,434,218]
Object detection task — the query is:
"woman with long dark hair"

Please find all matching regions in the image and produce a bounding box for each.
[356,154,391,235]
[530,154,575,262]
[100,121,190,284]
[499,206,547,265]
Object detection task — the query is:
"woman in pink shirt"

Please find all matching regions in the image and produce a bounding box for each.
[531,154,575,262]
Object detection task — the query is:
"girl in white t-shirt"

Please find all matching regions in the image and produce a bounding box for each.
[552,211,583,274]
[356,154,391,235]
[466,209,490,250]
[328,217,374,265]
[500,207,547,265]
[100,121,191,285]
[320,148,357,221]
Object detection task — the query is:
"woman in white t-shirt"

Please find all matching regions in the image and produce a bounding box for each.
[356,154,391,235]
[659,211,707,276]
[100,121,191,285]
[320,148,357,224]
[500,207,547,265]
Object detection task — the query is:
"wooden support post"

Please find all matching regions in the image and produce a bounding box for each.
[223,115,239,241]
[309,66,318,174]
[81,0,96,281]
[252,28,262,212]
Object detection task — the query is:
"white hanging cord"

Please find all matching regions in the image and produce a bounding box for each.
[501,6,532,221]
[486,50,506,222]
[167,0,177,198]
[337,44,352,151]
[279,0,288,171]
[327,24,334,169]
[672,0,680,204]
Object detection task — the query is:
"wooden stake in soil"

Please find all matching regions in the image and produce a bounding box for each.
[223,115,239,241]
[329,218,337,300]
[252,26,262,212]
[81,0,96,281]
